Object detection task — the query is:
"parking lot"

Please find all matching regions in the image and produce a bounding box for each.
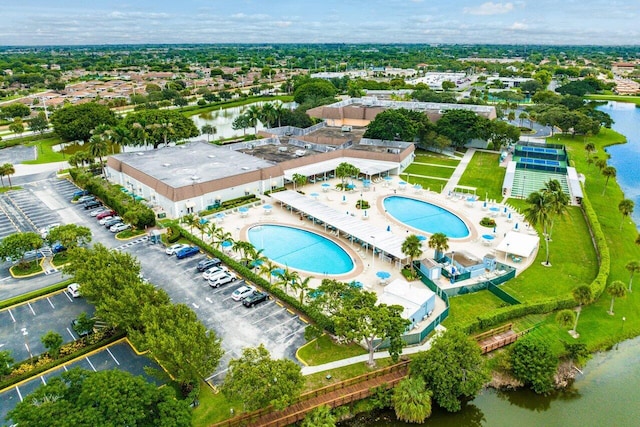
[0,290,95,362]
[125,242,309,383]
[0,340,162,424]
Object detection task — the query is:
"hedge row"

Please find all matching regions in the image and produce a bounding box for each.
[0,133,56,149]
[0,329,126,390]
[70,169,156,229]
[461,185,610,334]
[0,280,72,310]
[176,225,334,332]
[198,195,260,217]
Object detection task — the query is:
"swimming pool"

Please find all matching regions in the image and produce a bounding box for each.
[247,225,354,275]
[383,196,470,238]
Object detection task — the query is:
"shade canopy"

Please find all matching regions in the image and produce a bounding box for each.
[495,231,539,258]
[376,271,391,279]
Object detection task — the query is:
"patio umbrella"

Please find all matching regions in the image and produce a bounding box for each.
[417,235,427,241]
[483,200,487,208]
[321,183,331,188]
[238,207,249,213]
[199,218,209,225]
[221,240,233,250]
[504,206,508,214]
[346,183,356,190]
[342,195,346,202]
[507,212,512,220]
[386,225,391,232]
[376,271,391,280]
[310,192,319,199]
[384,176,392,182]
[349,280,364,289]
[399,181,406,186]
[263,204,272,210]
[414,184,422,190]
[271,268,284,277]
[492,226,496,234]
[514,222,519,230]
[215,212,225,219]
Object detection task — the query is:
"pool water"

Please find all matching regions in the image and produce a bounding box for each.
[383,196,470,238]
[247,225,354,275]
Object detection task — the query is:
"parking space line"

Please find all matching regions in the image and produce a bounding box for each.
[251,307,286,325]
[86,356,97,372]
[47,297,55,309]
[27,302,36,316]
[279,325,307,344]
[15,385,23,402]
[40,376,46,385]
[106,347,120,365]
[8,309,15,323]
[221,295,235,302]
[66,328,76,340]
[206,367,229,381]
[63,291,73,302]
[264,316,298,333]
[240,301,273,317]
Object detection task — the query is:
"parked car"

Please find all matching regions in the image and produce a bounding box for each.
[197,258,222,272]
[83,200,102,210]
[110,223,131,233]
[71,318,91,337]
[208,272,237,288]
[242,291,269,307]
[52,243,67,254]
[176,246,200,259]
[77,195,95,203]
[103,217,123,228]
[202,265,229,280]
[67,283,81,298]
[89,207,108,217]
[232,285,256,301]
[39,223,61,238]
[166,243,189,255]
[73,190,89,198]
[96,210,116,220]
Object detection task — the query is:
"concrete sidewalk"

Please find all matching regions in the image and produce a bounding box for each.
[301,325,446,375]
[13,161,69,177]
[441,148,475,196]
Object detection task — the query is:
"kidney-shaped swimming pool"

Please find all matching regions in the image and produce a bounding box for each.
[383,196,470,238]
[247,224,354,275]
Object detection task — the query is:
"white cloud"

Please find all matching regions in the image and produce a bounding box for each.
[509,21,528,30]
[463,2,514,15]
[274,21,292,28]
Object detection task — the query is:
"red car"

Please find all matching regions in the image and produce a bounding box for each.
[96,210,116,220]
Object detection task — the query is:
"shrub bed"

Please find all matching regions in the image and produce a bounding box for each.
[479,217,497,227]
[198,195,259,217]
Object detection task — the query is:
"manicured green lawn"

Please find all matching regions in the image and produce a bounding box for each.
[302,358,396,392]
[398,175,448,193]
[403,163,455,179]
[0,186,22,193]
[297,334,367,366]
[446,290,510,329]
[413,151,461,167]
[23,137,65,164]
[9,260,43,276]
[192,382,243,426]
[585,94,640,106]
[457,151,505,201]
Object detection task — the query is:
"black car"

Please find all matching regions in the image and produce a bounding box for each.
[103,217,123,228]
[197,258,222,272]
[242,291,269,307]
[83,200,102,210]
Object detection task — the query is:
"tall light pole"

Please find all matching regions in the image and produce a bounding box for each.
[371,235,376,272]
[617,317,626,350]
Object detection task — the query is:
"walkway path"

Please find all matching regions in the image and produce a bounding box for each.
[441,148,476,196]
[301,325,446,375]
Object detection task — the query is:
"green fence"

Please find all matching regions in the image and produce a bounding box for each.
[488,282,521,305]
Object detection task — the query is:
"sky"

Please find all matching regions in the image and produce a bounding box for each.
[1,0,639,46]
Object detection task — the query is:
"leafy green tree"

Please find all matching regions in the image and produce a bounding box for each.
[7,368,191,427]
[88,134,109,175]
[41,330,63,358]
[141,303,224,392]
[401,234,423,278]
[293,79,337,105]
[0,231,43,263]
[222,344,304,411]
[618,199,634,230]
[606,280,627,315]
[541,179,569,242]
[510,335,558,394]
[427,232,449,260]
[412,328,488,412]
[304,324,323,349]
[50,102,117,142]
[335,162,360,187]
[363,109,417,141]
[260,102,278,128]
[29,111,49,134]
[555,309,576,332]
[333,290,410,365]
[301,404,336,427]
[584,141,596,159]
[0,163,16,188]
[0,350,15,376]
[0,102,31,119]
[435,109,481,147]
[232,113,250,136]
[601,166,617,195]
[72,312,95,342]
[524,190,553,265]
[292,173,307,191]
[122,110,198,149]
[392,376,433,423]
[625,260,640,292]
[9,117,25,135]
[310,279,361,318]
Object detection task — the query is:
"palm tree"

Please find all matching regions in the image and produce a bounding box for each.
[201,124,217,142]
[109,125,132,153]
[519,111,528,128]
[618,199,634,230]
[275,267,298,294]
[541,179,569,241]
[584,142,595,159]
[601,166,617,195]
[1,163,15,188]
[259,260,278,283]
[204,221,219,243]
[392,376,432,424]
[273,102,285,127]
[247,247,267,271]
[213,229,233,250]
[427,232,449,260]
[401,234,423,278]
[291,173,306,191]
[571,285,592,338]
[524,190,553,265]
[606,280,627,315]
[594,158,607,172]
[260,102,277,128]
[246,105,262,135]
[293,276,312,305]
[555,309,576,333]
[625,260,640,292]
[88,135,109,176]
[233,241,256,265]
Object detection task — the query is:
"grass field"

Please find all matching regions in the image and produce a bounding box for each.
[413,151,461,167]
[403,163,455,179]
[192,382,242,426]
[399,175,448,193]
[446,290,510,328]
[22,137,65,164]
[585,94,640,106]
[297,334,367,366]
[457,151,505,201]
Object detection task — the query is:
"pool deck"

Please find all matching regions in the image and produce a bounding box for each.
[191,178,539,311]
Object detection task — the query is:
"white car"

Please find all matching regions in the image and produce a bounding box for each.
[98,216,113,225]
[67,283,81,298]
[166,243,189,255]
[202,265,229,280]
[110,223,131,233]
[232,285,256,301]
[39,223,61,238]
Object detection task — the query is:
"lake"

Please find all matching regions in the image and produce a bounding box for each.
[341,101,640,426]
